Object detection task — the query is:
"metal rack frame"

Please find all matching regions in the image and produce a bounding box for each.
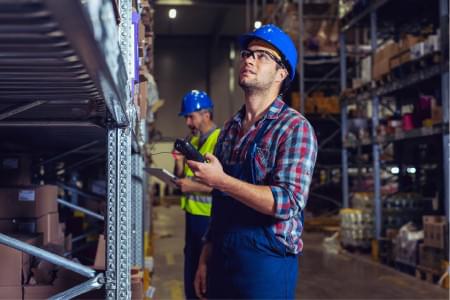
[0,0,150,299]
[339,0,450,238]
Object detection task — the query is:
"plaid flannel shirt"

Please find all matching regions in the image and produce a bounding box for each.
[208,97,317,254]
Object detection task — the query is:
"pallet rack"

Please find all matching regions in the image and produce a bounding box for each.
[0,0,154,298]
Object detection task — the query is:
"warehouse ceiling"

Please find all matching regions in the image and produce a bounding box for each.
[154,0,247,36]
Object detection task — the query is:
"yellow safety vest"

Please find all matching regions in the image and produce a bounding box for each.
[181,128,221,216]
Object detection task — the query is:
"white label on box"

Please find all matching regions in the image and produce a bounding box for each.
[18,190,35,202]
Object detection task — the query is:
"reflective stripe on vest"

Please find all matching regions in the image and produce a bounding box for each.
[181,128,221,216]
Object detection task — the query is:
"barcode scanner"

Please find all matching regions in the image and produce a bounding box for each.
[174,139,206,163]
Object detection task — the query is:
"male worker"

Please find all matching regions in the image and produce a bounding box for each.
[173,90,220,299]
[189,24,317,299]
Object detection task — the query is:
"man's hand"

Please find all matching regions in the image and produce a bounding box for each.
[186,153,225,188]
[172,149,185,178]
[194,243,211,300]
[174,178,198,193]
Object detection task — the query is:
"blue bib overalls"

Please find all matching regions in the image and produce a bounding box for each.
[207,105,299,299]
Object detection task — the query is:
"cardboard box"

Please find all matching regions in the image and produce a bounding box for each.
[431,98,442,125]
[139,21,145,47]
[0,286,22,299]
[373,40,399,79]
[0,185,58,219]
[423,215,448,249]
[36,213,59,245]
[0,234,41,286]
[139,81,149,120]
[23,284,65,299]
[94,234,106,270]
[372,58,390,80]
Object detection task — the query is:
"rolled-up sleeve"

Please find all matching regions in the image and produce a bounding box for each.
[270,119,317,220]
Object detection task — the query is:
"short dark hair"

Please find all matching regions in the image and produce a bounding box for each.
[200,108,214,121]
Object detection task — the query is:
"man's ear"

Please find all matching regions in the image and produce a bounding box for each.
[276,68,288,83]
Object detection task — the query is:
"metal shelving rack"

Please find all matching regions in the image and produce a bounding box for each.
[339,0,450,239]
[0,0,152,299]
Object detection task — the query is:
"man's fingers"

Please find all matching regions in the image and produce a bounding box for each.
[194,270,206,299]
[204,153,216,163]
[186,159,200,171]
[200,272,207,294]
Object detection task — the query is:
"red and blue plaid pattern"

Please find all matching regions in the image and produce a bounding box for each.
[214,98,317,254]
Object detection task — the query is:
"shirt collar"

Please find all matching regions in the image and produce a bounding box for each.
[232,97,286,125]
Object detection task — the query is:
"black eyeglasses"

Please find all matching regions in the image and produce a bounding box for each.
[240,49,285,68]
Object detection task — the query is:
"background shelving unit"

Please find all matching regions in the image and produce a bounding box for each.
[339,0,449,262]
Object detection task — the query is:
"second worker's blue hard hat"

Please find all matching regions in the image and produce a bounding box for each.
[179,90,214,116]
[239,24,298,82]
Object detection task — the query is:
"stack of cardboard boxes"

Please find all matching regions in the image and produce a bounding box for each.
[291,92,340,114]
[372,34,440,81]
[0,154,109,299]
[0,185,70,299]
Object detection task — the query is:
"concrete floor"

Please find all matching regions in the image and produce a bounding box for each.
[152,204,449,300]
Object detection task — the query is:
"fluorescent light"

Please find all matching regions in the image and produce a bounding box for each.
[254,21,262,29]
[406,167,416,174]
[169,8,177,19]
[390,167,400,174]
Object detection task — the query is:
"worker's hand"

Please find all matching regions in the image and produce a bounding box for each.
[174,178,196,193]
[186,153,224,188]
[194,260,208,299]
[171,149,184,161]
[195,243,212,300]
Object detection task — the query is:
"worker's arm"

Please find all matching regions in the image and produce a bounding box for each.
[187,154,275,215]
[195,242,212,300]
[187,120,317,219]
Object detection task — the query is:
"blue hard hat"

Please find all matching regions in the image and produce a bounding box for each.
[179,90,214,116]
[239,24,298,82]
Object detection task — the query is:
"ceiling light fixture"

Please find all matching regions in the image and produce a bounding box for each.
[390,167,400,175]
[169,8,177,19]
